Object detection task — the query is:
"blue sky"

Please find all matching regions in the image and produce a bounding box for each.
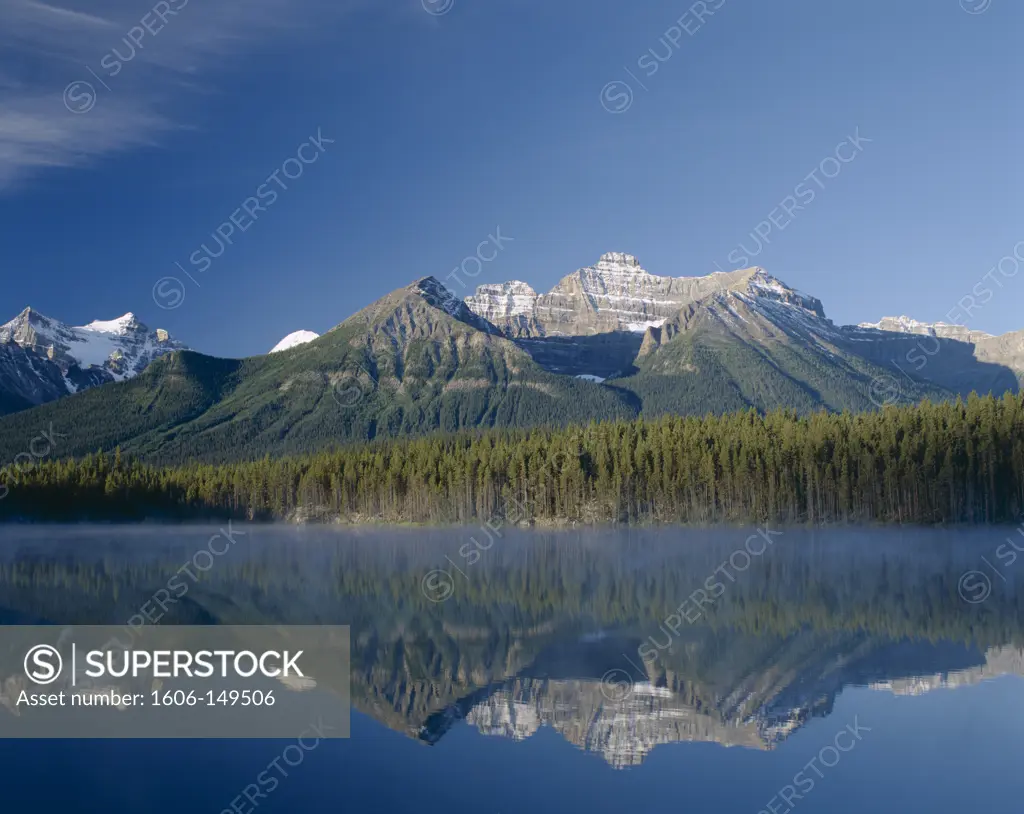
[1,0,1021,357]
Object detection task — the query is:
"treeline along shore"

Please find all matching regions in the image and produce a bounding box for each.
[1,393,1023,525]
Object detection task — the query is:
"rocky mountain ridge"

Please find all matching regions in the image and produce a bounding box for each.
[857,315,995,343]
[462,253,1024,397]
[464,252,826,339]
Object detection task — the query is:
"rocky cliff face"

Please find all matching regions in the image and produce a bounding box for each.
[463,281,539,334]
[974,329,1024,386]
[0,308,186,414]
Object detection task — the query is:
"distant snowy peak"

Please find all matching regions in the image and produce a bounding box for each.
[269,330,320,353]
[857,315,993,341]
[859,315,930,332]
[0,306,186,381]
[465,253,824,338]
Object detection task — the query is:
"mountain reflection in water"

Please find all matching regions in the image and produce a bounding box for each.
[0,524,1020,772]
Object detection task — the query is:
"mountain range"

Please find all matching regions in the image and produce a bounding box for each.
[1,252,1021,464]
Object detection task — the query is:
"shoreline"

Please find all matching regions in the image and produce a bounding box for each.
[0,515,1019,529]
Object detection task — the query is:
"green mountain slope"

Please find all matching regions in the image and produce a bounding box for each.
[618,284,952,416]
[0,352,244,462]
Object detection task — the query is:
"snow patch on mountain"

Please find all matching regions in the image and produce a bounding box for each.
[269,331,320,353]
[626,319,667,333]
[58,317,143,376]
[81,313,141,335]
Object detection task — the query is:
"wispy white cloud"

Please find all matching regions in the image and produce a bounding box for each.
[0,0,365,190]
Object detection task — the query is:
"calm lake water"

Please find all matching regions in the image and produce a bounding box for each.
[0,524,1022,813]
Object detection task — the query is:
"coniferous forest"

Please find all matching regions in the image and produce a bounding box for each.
[2,393,1023,525]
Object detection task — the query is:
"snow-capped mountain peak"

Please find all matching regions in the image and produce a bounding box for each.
[0,307,187,411]
[269,330,320,353]
[0,307,185,377]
